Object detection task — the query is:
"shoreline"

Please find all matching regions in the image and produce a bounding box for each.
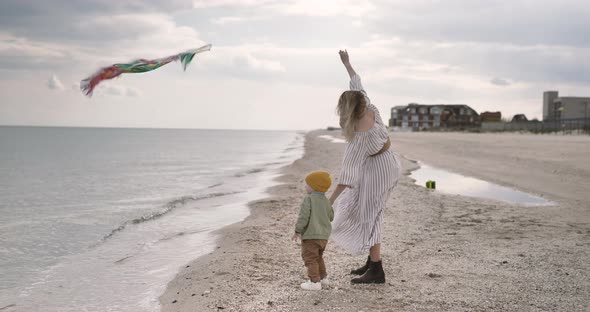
[0,129,304,312]
[160,130,589,311]
[159,130,326,311]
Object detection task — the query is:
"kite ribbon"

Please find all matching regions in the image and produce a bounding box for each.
[80,44,212,96]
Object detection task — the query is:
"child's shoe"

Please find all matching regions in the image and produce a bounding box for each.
[300,280,322,290]
[320,278,330,287]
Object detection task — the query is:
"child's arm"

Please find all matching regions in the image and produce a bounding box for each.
[329,184,348,205]
[295,196,311,235]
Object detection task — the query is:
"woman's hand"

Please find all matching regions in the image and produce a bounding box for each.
[339,50,356,78]
[291,233,301,242]
[339,50,350,65]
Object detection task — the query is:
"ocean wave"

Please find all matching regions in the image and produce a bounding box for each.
[264,161,284,166]
[96,191,241,244]
[208,183,223,188]
[286,135,304,149]
[157,229,207,243]
[234,167,265,177]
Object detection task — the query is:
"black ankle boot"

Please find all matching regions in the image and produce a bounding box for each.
[351,260,385,284]
[350,256,371,275]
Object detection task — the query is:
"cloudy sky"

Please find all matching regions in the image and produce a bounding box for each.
[1,0,589,130]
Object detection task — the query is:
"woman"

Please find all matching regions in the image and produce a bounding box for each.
[329,50,401,284]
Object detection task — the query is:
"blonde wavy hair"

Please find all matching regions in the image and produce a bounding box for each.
[337,90,367,141]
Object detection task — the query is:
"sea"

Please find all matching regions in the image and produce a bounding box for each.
[0,126,304,312]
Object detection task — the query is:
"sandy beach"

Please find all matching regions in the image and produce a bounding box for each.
[160,131,590,312]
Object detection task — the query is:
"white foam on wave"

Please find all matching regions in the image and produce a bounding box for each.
[318,135,346,143]
[5,130,307,312]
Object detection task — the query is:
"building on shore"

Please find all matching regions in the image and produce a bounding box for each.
[543,91,590,121]
[389,103,480,129]
[511,114,528,122]
[480,111,502,122]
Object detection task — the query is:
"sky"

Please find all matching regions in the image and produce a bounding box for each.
[1,0,589,130]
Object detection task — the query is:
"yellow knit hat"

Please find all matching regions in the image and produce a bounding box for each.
[305,170,332,193]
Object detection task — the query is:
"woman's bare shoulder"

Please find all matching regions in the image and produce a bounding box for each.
[356,110,375,132]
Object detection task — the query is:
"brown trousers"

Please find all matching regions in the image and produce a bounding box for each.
[301,239,328,282]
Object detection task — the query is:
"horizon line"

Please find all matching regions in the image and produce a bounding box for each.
[0,124,315,132]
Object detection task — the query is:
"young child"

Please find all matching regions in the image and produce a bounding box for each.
[292,170,334,290]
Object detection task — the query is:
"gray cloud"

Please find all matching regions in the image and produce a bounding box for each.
[96,85,142,97]
[193,0,376,17]
[2,0,590,105]
[360,36,590,86]
[193,52,286,82]
[0,0,193,21]
[0,1,207,76]
[490,77,511,86]
[451,44,590,85]
[370,0,590,47]
[47,74,64,90]
[125,87,141,97]
[184,0,590,87]
[0,0,194,44]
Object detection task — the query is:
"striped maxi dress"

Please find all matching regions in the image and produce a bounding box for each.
[330,74,402,255]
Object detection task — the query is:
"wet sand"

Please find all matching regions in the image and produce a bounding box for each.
[160,131,590,312]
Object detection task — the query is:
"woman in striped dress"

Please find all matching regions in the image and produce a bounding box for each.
[329,50,401,284]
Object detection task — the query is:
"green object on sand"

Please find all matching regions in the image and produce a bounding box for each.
[426,180,436,189]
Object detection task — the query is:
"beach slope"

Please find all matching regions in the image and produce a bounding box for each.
[161,131,590,311]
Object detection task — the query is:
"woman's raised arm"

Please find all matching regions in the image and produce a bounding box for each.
[339,50,357,79]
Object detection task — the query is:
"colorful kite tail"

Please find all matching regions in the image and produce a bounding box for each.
[80,65,124,96]
[179,44,212,71]
[80,44,212,97]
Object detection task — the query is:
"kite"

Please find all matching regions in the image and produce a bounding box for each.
[80,44,212,96]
